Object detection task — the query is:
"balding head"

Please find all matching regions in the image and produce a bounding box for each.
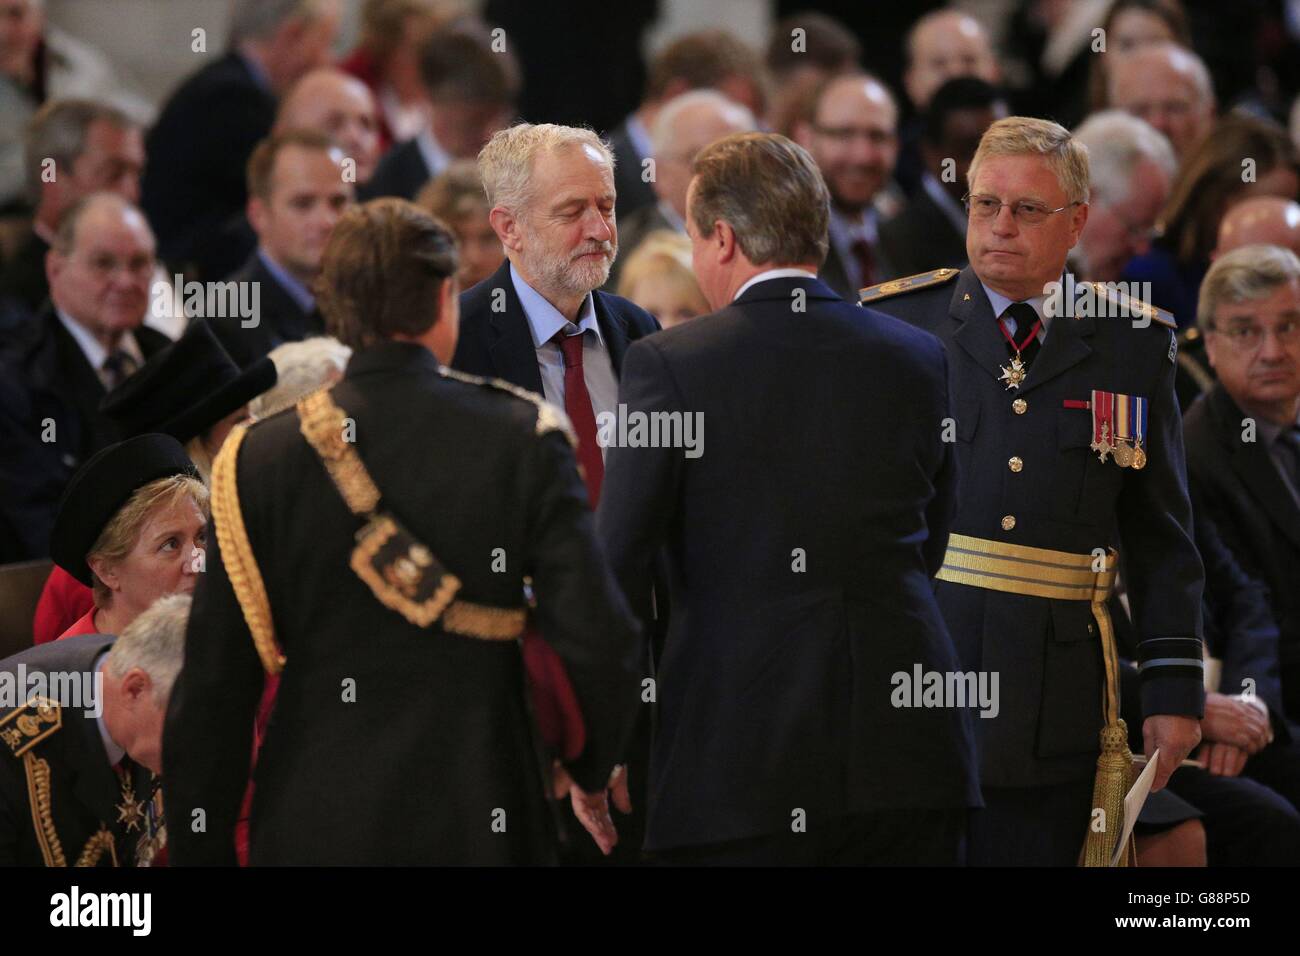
[797,73,898,213]
[651,90,757,218]
[277,68,380,182]
[48,193,155,340]
[1217,197,1300,258]
[904,10,998,109]
[1108,42,1214,159]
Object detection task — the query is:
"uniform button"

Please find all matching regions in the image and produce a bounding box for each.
[1012,398,1027,415]
[1008,456,1023,473]
[1001,515,1016,531]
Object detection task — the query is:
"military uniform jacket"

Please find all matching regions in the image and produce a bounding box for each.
[162,341,643,865]
[862,267,1205,788]
[0,634,149,866]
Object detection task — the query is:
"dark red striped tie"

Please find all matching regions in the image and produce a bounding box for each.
[554,330,604,508]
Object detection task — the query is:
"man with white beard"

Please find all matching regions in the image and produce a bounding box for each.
[451,123,660,864]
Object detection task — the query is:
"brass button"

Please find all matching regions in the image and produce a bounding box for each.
[1001,515,1016,531]
[1008,456,1024,473]
[1012,398,1027,415]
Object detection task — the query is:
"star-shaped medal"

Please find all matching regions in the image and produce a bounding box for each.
[116,775,145,833]
[999,355,1027,390]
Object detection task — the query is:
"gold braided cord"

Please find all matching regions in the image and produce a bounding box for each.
[440,367,577,447]
[74,827,117,867]
[24,752,64,866]
[297,390,381,515]
[211,425,285,675]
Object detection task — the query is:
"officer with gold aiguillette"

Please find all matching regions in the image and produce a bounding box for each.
[861,117,1205,866]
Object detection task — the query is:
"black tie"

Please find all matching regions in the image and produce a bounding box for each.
[1001,302,1042,369]
[1277,426,1300,492]
[102,349,137,390]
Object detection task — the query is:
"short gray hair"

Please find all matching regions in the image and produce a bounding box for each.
[250,336,353,420]
[106,593,191,705]
[969,115,1090,204]
[25,98,134,201]
[650,90,757,156]
[229,0,331,43]
[1073,110,1176,205]
[1198,244,1300,330]
[477,123,614,215]
[1109,42,1214,108]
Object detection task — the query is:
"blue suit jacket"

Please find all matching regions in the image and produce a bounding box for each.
[597,276,980,851]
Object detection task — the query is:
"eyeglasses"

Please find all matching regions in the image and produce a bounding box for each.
[812,125,896,148]
[1209,319,1300,351]
[1102,203,1158,245]
[963,193,1081,225]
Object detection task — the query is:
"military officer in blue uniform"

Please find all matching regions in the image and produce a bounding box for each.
[862,117,1205,865]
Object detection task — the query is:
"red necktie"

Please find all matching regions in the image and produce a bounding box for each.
[850,237,876,288]
[554,330,604,508]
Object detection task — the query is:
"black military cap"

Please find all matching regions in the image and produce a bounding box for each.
[101,321,276,443]
[51,434,201,587]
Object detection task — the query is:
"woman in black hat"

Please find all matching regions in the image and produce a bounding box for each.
[32,322,277,644]
[50,434,208,639]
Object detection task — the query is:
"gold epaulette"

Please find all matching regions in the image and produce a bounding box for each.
[1082,281,1176,329]
[211,423,285,676]
[0,696,61,757]
[439,366,577,447]
[859,267,960,304]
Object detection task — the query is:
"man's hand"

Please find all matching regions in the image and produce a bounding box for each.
[1201,692,1270,753]
[1197,741,1249,777]
[1143,715,1201,791]
[551,762,631,855]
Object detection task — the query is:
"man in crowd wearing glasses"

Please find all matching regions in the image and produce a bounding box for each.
[794,73,901,298]
[861,117,1205,865]
[1183,245,1300,811]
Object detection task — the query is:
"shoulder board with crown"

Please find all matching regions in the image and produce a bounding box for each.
[858,268,961,305]
[0,696,62,758]
[439,367,577,447]
[1081,281,1176,329]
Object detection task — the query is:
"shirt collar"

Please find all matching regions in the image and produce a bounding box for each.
[55,307,143,373]
[980,281,1052,331]
[624,113,653,161]
[258,249,316,314]
[828,205,878,246]
[510,262,601,348]
[1256,406,1300,447]
[734,268,820,302]
[416,125,451,179]
[236,50,273,94]
[93,652,125,768]
[656,200,686,234]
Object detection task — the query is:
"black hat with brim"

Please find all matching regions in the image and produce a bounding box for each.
[50,433,202,587]
[101,321,277,443]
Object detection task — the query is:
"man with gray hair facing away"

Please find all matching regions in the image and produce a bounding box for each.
[0,593,191,866]
[142,0,341,280]
[1072,111,1177,285]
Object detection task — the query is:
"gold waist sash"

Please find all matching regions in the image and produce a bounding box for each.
[935,533,1133,867]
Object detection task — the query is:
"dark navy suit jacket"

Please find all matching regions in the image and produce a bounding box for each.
[597,275,980,851]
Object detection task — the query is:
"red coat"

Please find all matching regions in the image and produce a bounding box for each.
[34,566,94,644]
[57,607,99,640]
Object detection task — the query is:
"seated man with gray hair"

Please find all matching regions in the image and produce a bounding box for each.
[609,89,756,287]
[1072,111,1178,284]
[0,593,191,866]
[1184,244,1300,815]
[1107,41,1215,162]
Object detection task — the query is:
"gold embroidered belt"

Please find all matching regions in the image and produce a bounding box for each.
[935,533,1134,866]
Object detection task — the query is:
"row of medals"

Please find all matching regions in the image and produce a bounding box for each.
[1002,355,1147,470]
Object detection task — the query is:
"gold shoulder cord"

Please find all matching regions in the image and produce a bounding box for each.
[75,828,117,867]
[23,752,64,866]
[211,424,285,675]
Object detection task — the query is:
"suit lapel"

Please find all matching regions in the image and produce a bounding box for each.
[1215,390,1300,551]
[595,295,632,377]
[949,268,1010,383]
[486,263,545,395]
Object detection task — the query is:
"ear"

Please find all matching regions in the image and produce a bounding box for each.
[1068,202,1089,247]
[86,556,119,595]
[45,247,65,288]
[792,119,814,150]
[1203,330,1219,369]
[715,218,738,265]
[489,206,522,253]
[121,668,153,706]
[247,195,268,236]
